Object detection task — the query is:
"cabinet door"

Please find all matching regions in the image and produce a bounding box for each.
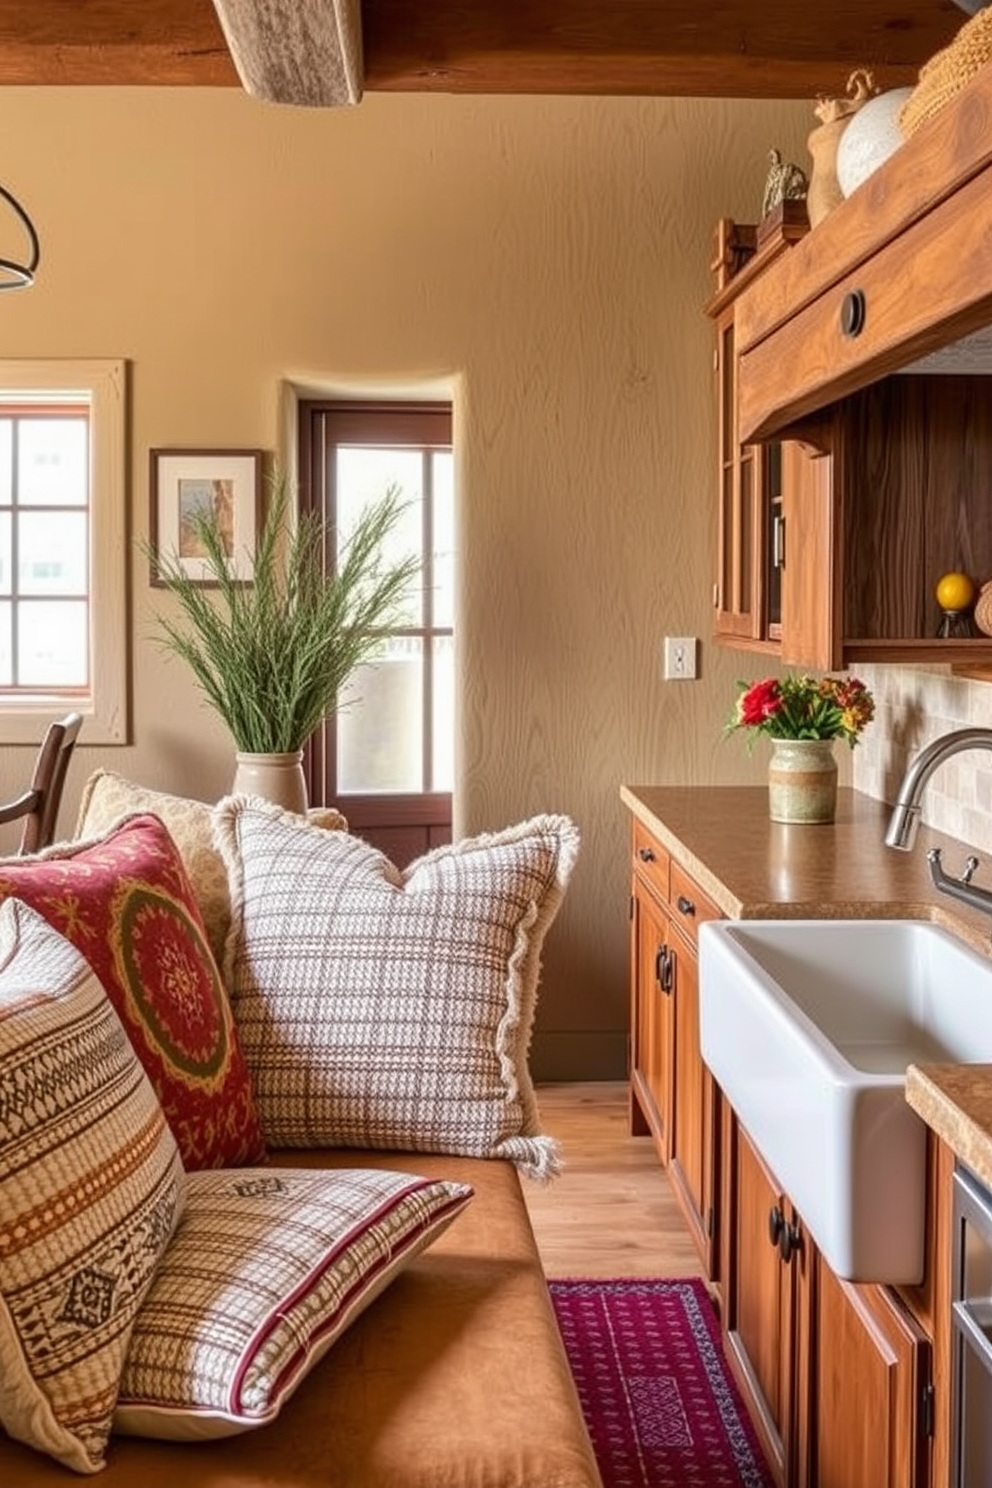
[629,879,674,1161]
[714,308,766,643]
[778,440,839,672]
[722,1113,797,1488]
[668,926,717,1275]
[810,1262,931,1488]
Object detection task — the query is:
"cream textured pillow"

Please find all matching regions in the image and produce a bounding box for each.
[215,799,580,1178]
[74,769,347,966]
[115,1166,472,1440]
[0,899,186,1475]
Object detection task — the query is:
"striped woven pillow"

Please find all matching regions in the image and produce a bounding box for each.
[0,899,186,1475]
[214,801,580,1178]
[115,1166,472,1439]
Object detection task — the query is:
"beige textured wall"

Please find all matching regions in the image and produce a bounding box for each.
[0,86,811,1076]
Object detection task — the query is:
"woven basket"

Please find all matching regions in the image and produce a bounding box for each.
[975,580,992,638]
[900,6,992,136]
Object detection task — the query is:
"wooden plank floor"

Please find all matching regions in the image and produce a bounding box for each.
[524,1081,705,1280]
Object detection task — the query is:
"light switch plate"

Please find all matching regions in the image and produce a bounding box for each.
[663,636,698,680]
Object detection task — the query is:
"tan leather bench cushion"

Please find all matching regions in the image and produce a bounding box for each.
[0,1151,603,1488]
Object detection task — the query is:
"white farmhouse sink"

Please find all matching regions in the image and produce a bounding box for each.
[698,919,992,1284]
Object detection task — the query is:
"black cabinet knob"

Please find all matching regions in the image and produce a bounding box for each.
[840,289,866,338]
[768,1204,784,1247]
[779,1218,802,1265]
[676,894,696,917]
[638,846,655,862]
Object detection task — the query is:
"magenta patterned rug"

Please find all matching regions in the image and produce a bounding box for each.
[549,1278,774,1488]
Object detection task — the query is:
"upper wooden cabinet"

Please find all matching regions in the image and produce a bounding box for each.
[707,210,839,670]
[709,62,992,669]
[733,62,992,442]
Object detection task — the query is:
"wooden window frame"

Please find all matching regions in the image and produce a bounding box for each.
[297,399,452,838]
[0,359,127,744]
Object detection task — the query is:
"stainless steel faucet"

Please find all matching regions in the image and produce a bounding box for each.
[885,726,992,919]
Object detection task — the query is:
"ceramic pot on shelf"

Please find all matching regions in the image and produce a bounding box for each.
[767,738,838,825]
[232,750,308,814]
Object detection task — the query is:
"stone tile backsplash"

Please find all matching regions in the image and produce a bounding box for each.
[853,665,992,853]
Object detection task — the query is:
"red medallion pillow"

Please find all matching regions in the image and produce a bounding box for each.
[0,813,266,1170]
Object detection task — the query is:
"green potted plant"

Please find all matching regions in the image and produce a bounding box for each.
[148,472,419,811]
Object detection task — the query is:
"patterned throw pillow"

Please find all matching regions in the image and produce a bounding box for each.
[215,800,580,1177]
[115,1166,472,1440]
[0,813,267,1170]
[0,898,186,1475]
[74,769,348,967]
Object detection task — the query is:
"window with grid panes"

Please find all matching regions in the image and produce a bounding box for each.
[298,400,453,865]
[0,360,126,744]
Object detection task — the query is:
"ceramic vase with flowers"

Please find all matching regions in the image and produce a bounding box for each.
[727,673,875,824]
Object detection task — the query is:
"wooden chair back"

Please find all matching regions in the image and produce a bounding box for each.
[0,712,83,854]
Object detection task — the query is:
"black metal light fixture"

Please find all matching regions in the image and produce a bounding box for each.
[0,183,39,289]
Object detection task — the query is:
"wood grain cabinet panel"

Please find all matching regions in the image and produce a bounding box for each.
[705,214,838,670]
[627,820,719,1279]
[809,1264,931,1488]
[722,1113,799,1488]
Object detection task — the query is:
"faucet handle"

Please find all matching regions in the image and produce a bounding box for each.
[963,855,981,885]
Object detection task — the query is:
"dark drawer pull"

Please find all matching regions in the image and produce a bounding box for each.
[655,944,675,994]
[638,846,656,863]
[768,1204,784,1247]
[840,288,866,338]
[779,1217,802,1266]
[676,894,696,917]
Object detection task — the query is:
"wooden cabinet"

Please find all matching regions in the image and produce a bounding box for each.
[628,818,719,1277]
[707,211,838,669]
[721,1113,802,1486]
[711,62,992,670]
[810,1261,931,1488]
[721,1104,935,1488]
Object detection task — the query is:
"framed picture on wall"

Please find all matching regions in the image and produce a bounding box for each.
[149,448,263,587]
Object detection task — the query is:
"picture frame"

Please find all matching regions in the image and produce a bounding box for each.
[149,448,264,587]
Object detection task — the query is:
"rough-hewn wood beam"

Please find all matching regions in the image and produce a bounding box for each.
[0,0,969,101]
[361,0,965,100]
[0,0,237,88]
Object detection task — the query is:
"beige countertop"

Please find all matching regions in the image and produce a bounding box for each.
[622,783,992,1177]
[906,1065,992,1189]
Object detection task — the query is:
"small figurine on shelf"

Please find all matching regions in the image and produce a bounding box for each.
[935,570,977,638]
[761,148,808,220]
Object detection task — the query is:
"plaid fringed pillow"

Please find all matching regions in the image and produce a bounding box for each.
[214,800,580,1178]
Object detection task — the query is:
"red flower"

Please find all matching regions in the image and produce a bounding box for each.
[727,672,875,750]
[736,678,783,727]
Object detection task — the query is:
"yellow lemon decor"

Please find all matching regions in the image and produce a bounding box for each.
[935,571,976,613]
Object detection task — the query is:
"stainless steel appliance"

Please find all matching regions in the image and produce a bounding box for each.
[951,1164,992,1485]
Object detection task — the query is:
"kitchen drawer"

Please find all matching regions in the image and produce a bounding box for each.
[669,861,722,948]
[736,159,992,444]
[632,820,669,903]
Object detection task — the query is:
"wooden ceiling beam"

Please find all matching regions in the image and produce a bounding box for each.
[0,0,238,88]
[361,0,966,100]
[0,0,969,100]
